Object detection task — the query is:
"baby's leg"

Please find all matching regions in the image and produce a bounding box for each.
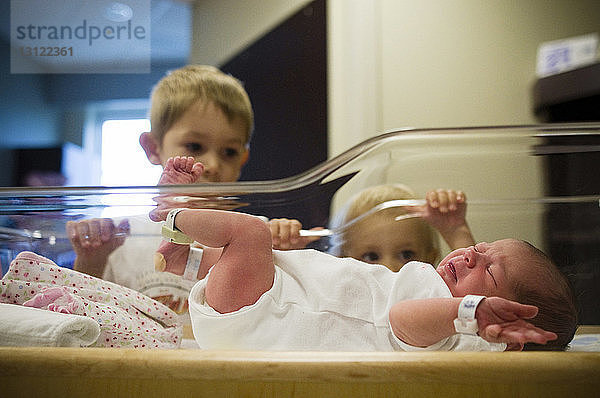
[152,157,275,312]
[153,156,204,277]
[155,208,275,312]
[202,213,275,313]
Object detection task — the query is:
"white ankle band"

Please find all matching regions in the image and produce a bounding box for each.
[183,246,204,281]
[162,208,194,245]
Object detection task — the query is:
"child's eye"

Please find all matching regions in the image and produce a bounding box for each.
[223,147,241,158]
[399,250,416,262]
[184,143,203,153]
[360,252,380,263]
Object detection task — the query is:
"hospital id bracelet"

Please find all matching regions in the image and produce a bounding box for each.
[162,208,194,245]
[454,295,486,335]
[183,245,204,281]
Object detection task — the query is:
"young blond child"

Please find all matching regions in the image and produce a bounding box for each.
[331,184,476,272]
[139,65,253,183]
[67,65,253,277]
[150,157,577,352]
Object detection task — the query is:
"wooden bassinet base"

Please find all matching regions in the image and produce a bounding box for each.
[3,347,598,398]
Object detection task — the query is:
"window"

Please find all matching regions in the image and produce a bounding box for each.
[100,118,161,186]
[99,118,160,218]
[65,101,162,218]
[65,99,157,186]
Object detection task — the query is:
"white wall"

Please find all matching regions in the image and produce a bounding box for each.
[326,0,598,250]
[188,0,598,250]
[328,0,600,156]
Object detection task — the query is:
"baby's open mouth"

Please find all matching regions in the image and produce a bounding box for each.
[448,262,457,282]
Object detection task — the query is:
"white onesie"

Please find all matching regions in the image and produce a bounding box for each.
[189,249,506,352]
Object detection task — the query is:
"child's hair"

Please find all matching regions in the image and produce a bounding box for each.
[513,241,578,351]
[149,65,254,145]
[330,184,440,261]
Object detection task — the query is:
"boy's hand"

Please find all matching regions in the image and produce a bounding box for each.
[66,218,130,277]
[422,189,467,234]
[410,189,475,249]
[475,297,557,348]
[268,218,321,250]
[67,218,129,252]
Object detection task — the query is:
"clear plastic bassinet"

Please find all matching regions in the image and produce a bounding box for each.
[1,124,599,324]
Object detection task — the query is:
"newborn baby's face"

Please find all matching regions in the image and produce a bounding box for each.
[436,240,519,300]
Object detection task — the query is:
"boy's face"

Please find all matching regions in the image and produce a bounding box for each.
[146,100,249,182]
[343,215,438,272]
[436,239,528,299]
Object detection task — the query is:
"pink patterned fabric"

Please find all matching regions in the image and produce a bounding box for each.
[24,286,79,314]
[0,251,182,348]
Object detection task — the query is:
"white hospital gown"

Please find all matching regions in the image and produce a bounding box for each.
[189,249,506,352]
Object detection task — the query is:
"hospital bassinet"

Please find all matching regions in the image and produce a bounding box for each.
[2,124,599,397]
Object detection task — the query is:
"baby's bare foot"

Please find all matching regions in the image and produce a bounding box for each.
[158,156,204,185]
[154,240,191,276]
[149,156,205,222]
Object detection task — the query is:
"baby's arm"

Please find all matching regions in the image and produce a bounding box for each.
[389,297,557,350]
[420,189,475,250]
[168,208,275,314]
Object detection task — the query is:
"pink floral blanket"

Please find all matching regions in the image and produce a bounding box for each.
[0,251,182,348]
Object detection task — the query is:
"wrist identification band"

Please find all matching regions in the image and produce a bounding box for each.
[183,246,204,281]
[454,295,486,335]
[162,208,193,245]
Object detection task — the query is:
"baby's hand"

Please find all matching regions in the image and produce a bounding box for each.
[475,297,557,348]
[268,218,321,250]
[67,218,129,253]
